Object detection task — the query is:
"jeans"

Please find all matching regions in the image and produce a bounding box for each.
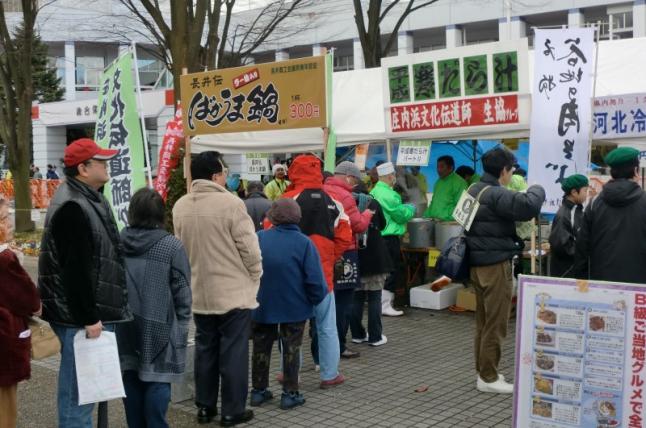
[193,309,251,417]
[252,322,305,392]
[122,371,171,428]
[334,289,355,353]
[309,292,340,381]
[350,290,383,343]
[51,323,114,428]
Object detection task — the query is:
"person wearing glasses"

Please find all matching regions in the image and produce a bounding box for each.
[173,151,262,426]
[38,138,132,427]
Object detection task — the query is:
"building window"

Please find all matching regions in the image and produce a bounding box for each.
[334,54,353,71]
[76,56,104,90]
[48,57,65,83]
[137,58,165,88]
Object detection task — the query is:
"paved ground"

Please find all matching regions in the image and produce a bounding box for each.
[19,257,515,427]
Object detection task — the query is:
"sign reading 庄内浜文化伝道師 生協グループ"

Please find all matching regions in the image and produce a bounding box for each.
[180,56,328,136]
[382,39,530,139]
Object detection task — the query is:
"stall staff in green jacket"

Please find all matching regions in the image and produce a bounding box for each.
[370,162,416,317]
[424,156,468,221]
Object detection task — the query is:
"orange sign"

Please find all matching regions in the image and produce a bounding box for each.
[180,56,327,136]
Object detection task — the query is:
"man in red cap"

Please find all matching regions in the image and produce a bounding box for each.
[38,138,132,427]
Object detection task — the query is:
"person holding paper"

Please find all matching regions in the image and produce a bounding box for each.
[117,188,192,428]
[0,197,41,428]
[38,138,132,427]
[173,151,262,426]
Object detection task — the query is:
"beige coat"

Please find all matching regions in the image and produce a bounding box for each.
[173,179,262,315]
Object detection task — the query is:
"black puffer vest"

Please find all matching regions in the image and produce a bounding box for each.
[38,178,130,326]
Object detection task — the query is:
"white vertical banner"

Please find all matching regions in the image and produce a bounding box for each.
[528,29,594,214]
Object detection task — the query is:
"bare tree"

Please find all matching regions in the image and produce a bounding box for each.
[0,0,42,232]
[117,0,312,103]
[353,0,440,68]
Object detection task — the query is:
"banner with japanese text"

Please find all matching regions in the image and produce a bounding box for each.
[95,52,146,230]
[593,93,646,140]
[513,275,646,428]
[528,29,594,214]
[396,140,431,166]
[154,108,183,202]
[382,40,529,138]
[180,56,327,136]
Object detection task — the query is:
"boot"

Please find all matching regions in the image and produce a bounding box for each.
[381,290,403,317]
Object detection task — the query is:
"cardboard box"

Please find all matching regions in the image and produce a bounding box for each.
[456,287,477,311]
[410,283,462,310]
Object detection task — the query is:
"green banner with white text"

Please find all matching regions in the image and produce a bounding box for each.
[94,52,146,231]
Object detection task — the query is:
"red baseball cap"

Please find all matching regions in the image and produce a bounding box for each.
[64,138,118,167]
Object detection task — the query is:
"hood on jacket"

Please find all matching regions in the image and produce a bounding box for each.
[600,179,644,207]
[287,155,323,189]
[120,227,169,256]
[324,176,353,192]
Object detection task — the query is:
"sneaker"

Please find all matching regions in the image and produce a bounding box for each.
[369,335,388,347]
[320,373,345,389]
[476,376,514,394]
[340,349,360,359]
[249,389,273,407]
[382,306,404,317]
[280,391,306,410]
[351,334,369,344]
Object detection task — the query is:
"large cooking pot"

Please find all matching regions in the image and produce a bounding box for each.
[407,218,434,248]
[435,221,462,249]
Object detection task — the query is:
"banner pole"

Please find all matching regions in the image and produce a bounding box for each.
[587,22,601,176]
[131,41,154,187]
[182,68,192,194]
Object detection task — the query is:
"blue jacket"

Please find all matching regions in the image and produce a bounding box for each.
[254,224,327,324]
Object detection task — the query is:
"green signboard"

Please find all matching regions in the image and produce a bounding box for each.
[493,51,518,93]
[413,62,435,101]
[438,58,461,98]
[463,55,488,96]
[388,66,410,103]
[94,52,146,231]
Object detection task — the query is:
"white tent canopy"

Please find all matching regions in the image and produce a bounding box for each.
[191,37,646,154]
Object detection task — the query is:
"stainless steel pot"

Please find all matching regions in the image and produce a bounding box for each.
[435,221,462,249]
[407,218,434,248]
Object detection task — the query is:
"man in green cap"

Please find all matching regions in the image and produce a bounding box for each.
[549,174,589,277]
[424,156,467,221]
[574,147,646,283]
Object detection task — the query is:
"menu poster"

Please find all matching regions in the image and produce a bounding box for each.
[513,275,646,428]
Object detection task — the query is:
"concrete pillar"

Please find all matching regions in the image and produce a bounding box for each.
[64,41,76,101]
[275,50,289,62]
[32,121,66,170]
[397,31,414,56]
[634,0,646,38]
[445,24,463,48]
[568,8,585,28]
[353,38,364,70]
[312,44,326,56]
[499,16,525,40]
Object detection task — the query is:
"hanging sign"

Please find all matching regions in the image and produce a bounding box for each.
[246,153,270,175]
[396,140,431,166]
[527,28,594,214]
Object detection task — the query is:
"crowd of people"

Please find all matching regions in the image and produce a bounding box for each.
[2,137,646,427]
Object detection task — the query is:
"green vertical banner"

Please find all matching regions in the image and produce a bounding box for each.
[323,52,336,173]
[94,52,146,231]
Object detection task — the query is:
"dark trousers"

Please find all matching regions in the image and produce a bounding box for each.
[194,309,251,417]
[350,290,383,343]
[383,235,402,293]
[252,322,306,392]
[334,289,355,353]
[122,371,171,428]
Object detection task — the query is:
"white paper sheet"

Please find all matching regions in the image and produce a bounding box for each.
[73,330,125,405]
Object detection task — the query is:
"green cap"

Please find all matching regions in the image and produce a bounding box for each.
[604,147,640,167]
[561,174,589,193]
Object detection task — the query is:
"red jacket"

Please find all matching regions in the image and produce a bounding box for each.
[281,155,352,291]
[0,248,40,387]
[324,176,373,250]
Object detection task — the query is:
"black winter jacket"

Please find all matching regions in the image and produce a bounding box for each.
[355,194,393,277]
[574,179,646,283]
[465,173,545,267]
[549,198,583,278]
[39,178,131,326]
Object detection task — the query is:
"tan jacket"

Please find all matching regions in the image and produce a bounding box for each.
[173,179,262,315]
